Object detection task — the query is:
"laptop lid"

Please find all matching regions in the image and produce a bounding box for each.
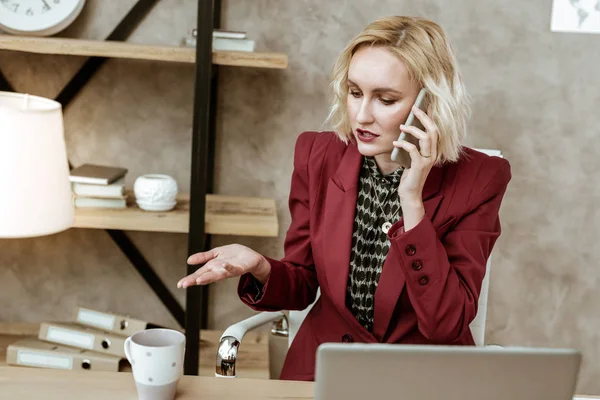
[315,343,581,400]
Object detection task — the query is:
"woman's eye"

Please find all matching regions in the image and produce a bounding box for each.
[349,90,362,98]
[380,98,396,105]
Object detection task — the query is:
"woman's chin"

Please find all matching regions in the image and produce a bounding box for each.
[356,141,390,157]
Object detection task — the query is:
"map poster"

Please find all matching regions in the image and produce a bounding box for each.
[551,0,600,33]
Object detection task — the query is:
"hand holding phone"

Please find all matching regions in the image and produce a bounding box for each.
[390,88,428,168]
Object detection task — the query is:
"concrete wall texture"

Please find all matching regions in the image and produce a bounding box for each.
[1,0,598,393]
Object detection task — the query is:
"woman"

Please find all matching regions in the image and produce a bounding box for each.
[178,16,511,381]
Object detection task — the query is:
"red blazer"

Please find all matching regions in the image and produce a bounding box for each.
[238,131,511,381]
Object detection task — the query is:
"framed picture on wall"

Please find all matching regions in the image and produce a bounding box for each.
[551,0,600,34]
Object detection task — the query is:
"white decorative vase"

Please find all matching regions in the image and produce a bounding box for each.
[134,174,178,212]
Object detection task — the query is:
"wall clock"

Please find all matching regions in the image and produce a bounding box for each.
[0,0,86,36]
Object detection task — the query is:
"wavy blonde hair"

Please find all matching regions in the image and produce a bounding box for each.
[325,16,471,164]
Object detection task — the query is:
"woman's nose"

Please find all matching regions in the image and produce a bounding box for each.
[356,100,374,124]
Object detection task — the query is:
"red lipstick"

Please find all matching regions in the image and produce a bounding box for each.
[356,128,379,143]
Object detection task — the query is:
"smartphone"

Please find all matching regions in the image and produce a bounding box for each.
[390,88,428,168]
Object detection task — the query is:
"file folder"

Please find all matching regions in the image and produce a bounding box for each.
[39,322,126,358]
[74,307,162,337]
[7,338,122,372]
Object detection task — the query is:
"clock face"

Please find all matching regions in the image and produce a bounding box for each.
[0,0,85,36]
[2,0,63,16]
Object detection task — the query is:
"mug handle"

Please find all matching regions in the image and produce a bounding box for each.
[124,337,133,364]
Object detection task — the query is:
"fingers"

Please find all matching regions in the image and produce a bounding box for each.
[177,262,238,289]
[177,272,200,289]
[412,105,436,133]
[393,139,429,169]
[192,263,234,286]
[178,249,220,289]
[411,106,439,157]
[187,249,217,265]
[400,124,430,159]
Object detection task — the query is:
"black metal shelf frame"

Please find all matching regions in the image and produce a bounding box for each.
[185,0,220,375]
[0,0,221,376]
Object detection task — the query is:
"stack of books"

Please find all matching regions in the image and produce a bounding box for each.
[6,307,165,373]
[183,29,256,52]
[69,164,128,209]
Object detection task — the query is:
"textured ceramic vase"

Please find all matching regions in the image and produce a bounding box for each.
[133,174,178,212]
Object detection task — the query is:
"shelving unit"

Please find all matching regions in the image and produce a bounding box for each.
[0,0,285,376]
[0,36,288,69]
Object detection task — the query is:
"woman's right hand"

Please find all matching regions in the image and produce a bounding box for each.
[176,244,271,289]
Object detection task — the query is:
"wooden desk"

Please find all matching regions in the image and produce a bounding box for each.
[0,366,314,400]
[1,365,599,400]
[0,323,269,379]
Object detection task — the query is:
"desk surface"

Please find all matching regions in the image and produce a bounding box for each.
[1,366,599,400]
[0,366,314,400]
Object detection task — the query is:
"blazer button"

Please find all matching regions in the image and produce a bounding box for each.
[342,334,354,343]
[412,260,423,271]
[418,276,429,285]
[405,245,417,256]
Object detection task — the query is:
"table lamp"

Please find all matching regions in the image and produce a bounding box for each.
[0,91,74,238]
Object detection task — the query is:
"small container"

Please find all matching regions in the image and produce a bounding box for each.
[133,174,178,212]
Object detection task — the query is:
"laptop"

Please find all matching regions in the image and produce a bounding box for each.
[315,343,581,400]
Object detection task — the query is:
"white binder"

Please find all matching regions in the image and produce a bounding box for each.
[74,307,161,337]
[7,338,122,372]
[39,322,126,358]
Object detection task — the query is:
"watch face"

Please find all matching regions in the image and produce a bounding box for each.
[0,0,85,36]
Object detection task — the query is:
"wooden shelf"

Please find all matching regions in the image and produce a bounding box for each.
[0,35,288,69]
[73,193,279,237]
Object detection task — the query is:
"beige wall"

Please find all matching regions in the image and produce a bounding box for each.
[1,0,599,393]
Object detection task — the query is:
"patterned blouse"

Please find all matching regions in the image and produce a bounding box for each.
[346,156,403,332]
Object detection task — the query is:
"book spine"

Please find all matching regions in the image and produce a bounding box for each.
[213,30,247,39]
[192,29,247,39]
[74,198,127,208]
[69,177,109,185]
[212,38,256,52]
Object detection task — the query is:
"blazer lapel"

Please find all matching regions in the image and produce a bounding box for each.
[372,165,446,341]
[322,143,362,312]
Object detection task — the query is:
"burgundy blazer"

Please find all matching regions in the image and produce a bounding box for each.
[238,131,511,381]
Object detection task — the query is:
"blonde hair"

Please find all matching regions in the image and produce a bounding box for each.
[325,16,471,164]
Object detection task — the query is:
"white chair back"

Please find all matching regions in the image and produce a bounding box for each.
[288,257,492,347]
[288,288,319,346]
[469,257,491,346]
[468,148,501,346]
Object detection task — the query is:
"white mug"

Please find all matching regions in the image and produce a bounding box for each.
[124,329,186,400]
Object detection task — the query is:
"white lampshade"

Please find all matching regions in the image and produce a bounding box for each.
[0,91,74,238]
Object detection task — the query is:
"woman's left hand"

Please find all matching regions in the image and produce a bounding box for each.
[393,105,439,205]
